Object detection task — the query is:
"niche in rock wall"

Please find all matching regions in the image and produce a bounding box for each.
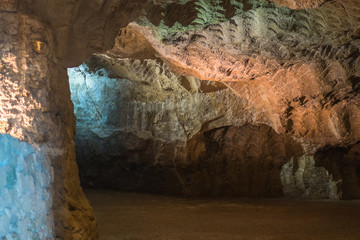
[315,143,360,199]
[68,54,343,199]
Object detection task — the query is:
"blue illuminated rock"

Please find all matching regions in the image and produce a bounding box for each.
[0,134,52,239]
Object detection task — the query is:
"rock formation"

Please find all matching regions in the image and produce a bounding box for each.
[0,2,96,239]
[1,0,360,239]
[69,55,344,199]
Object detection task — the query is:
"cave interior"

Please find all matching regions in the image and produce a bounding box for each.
[0,0,360,239]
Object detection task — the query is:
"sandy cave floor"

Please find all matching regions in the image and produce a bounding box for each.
[85,189,360,240]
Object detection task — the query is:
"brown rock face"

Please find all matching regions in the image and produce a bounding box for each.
[69,56,341,199]
[75,122,303,197]
[183,125,304,196]
[105,0,360,152]
[270,0,328,9]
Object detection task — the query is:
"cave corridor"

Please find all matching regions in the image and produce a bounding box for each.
[1,0,360,239]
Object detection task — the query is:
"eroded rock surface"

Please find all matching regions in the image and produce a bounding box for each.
[69,56,253,195]
[106,0,360,153]
[67,0,360,200]
[0,134,53,239]
[70,56,344,199]
[270,0,328,9]
[281,155,340,199]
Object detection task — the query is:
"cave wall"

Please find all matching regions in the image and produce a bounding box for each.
[315,143,360,199]
[68,56,250,194]
[105,0,360,153]
[0,5,96,239]
[74,0,358,200]
[69,56,343,199]
[1,0,359,238]
[0,134,53,239]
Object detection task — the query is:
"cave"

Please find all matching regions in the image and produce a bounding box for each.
[1,0,360,239]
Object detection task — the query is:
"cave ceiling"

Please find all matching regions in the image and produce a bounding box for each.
[17,0,360,153]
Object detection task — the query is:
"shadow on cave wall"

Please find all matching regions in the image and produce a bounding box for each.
[315,143,360,199]
[75,124,304,197]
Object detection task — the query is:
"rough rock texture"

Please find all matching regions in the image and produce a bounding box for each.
[281,155,340,199]
[182,124,304,197]
[68,57,254,195]
[69,0,360,200]
[15,0,324,67]
[106,0,360,154]
[69,56,245,143]
[315,143,360,199]
[271,0,328,9]
[1,0,360,238]
[69,56,346,198]
[0,7,96,240]
[0,134,53,239]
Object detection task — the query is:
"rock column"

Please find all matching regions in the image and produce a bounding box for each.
[0,1,97,239]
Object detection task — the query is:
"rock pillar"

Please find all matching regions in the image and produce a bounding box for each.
[0,2,97,239]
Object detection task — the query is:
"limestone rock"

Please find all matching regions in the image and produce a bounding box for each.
[2,0,360,239]
[68,56,252,194]
[0,134,53,239]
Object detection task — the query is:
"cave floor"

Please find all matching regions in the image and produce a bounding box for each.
[85,189,360,240]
